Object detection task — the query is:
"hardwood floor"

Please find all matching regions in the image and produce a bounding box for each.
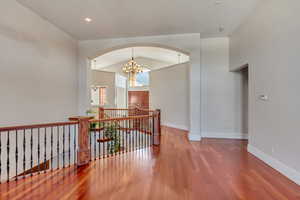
[1,126,300,200]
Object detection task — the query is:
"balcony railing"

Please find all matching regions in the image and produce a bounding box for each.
[0,121,78,182]
[98,107,155,119]
[0,108,161,183]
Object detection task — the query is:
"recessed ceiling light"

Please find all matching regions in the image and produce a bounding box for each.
[85,17,92,23]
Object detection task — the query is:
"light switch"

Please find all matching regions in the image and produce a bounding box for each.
[259,95,268,101]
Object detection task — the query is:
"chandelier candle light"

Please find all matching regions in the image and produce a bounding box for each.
[122,48,143,87]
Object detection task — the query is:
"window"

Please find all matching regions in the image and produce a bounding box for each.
[91,86,107,106]
[135,71,150,86]
[115,74,127,88]
[99,87,107,106]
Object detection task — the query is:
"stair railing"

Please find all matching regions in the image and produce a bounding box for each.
[0,108,161,183]
[0,121,79,182]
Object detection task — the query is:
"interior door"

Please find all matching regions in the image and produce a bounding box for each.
[128,91,149,110]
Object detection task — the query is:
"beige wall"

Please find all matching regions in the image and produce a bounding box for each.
[0,0,78,180]
[201,38,247,139]
[230,0,300,184]
[150,63,189,130]
[91,70,116,107]
[0,0,78,126]
[116,87,127,108]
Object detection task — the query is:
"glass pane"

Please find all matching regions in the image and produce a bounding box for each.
[136,72,149,86]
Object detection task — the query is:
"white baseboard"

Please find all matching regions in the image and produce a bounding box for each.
[248,144,300,185]
[202,132,248,139]
[162,123,189,131]
[189,134,201,141]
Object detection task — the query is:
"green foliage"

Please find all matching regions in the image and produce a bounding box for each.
[90,122,97,129]
[90,121,105,130]
[103,122,121,154]
[86,109,97,116]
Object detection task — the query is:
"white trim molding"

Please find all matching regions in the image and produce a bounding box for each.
[202,132,248,139]
[189,134,201,141]
[248,144,300,186]
[162,123,189,131]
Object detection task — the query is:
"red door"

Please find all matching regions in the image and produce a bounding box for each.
[128,91,150,128]
[128,91,149,110]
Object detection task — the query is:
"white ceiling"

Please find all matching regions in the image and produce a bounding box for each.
[17,0,259,40]
[97,57,174,74]
[92,47,190,70]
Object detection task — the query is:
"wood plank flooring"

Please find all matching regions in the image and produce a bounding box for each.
[0,126,300,200]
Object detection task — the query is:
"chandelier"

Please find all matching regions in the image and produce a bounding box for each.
[122,58,143,73]
[122,48,143,87]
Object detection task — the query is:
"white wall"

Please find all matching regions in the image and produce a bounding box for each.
[0,0,78,126]
[115,74,127,108]
[78,34,201,141]
[230,0,300,184]
[0,0,78,181]
[150,63,189,130]
[116,87,127,108]
[201,38,247,139]
[91,70,116,107]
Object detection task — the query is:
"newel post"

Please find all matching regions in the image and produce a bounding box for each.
[69,116,93,166]
[153,109,161,146]
[99,107,105,119]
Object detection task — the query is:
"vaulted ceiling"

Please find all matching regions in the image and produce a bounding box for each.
[96,57,172,74]
[93,46,190,70]
[17,0,259,40]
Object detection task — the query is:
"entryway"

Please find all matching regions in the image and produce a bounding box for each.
[128,91,149,110]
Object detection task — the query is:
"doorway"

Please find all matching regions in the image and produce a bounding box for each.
[240,66,249,137]
[128,91,149,110]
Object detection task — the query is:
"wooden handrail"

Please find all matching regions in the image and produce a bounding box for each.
[135,108,155,112]
[99,106,155,113]
[101,108,131,111]
[0,121,78,132]
[0,109,160,182]
[90,114,155,123]
[133,107,155,113]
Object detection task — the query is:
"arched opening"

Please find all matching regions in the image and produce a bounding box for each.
[89,45,191,131]
[88,43,190,60]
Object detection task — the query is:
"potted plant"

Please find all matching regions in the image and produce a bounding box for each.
[103,122,122,154]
